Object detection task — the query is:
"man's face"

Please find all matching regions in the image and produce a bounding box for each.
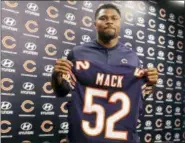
[95,8,121,41]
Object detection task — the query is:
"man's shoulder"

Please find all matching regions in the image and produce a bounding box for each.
[117,42,138,57]
[75,40,96,48]
[118,42,134,52]
[117,42,141,67]
[68,40,97,60]
[72,40,97,52]
[66,42,93,60]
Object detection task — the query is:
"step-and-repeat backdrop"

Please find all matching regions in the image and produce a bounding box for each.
[1,1,185,143]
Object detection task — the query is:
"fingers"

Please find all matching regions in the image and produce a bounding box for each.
[147,71,158,76]
[144,68,158,85]
[147,68,157,71]
[55,65,71,73]
[148,74,159,81]
[148,75,158,80]
[144,68,158,76]
[55,69,69,75]
[147,68,158,73]
[60,58,73,67]
[70,78,76,87]
[69,71,77,82]
[147,75,158,84]
[66,70,77,83]
[54,59,73,72]
[54,58,76,84]
[148,78,157,83]
[55,60,72,70]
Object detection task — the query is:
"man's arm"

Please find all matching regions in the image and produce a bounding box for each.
[51,51,74,97]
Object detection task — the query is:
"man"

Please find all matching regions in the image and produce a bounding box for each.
[52,3,158,143]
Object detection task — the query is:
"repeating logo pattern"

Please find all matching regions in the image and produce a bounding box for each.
[1,1,185,143]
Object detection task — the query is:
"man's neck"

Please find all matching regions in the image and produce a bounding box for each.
[96,38,119,48]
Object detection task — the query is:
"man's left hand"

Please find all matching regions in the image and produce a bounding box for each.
[144,68,159,85]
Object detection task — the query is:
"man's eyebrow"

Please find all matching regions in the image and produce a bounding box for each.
[99,15,119,17]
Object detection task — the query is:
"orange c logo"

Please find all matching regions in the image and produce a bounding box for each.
[45,44,57,56]
[23,60,36,73]
[82,16,92,27]
[67,1,77,5]
[64,29,75,41]
[42,82,54,94]
[60,102,68,114]
[25,20,38,33]
[4,1,18,8]
[46,6,59,19]
[1,120,11,133]
[1,78,14,91]
[2,36,16,49]
[21,100,34,113]
[41,120,53,132]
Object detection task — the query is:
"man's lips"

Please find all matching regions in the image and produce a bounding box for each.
[104,27,115,30]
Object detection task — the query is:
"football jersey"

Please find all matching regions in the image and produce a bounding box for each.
[66,60,148,143]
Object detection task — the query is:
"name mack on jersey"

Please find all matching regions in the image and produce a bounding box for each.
[96,73,124,88]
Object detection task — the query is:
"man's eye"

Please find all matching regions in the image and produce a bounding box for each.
[99,17,106,20]
[113,17,119,20]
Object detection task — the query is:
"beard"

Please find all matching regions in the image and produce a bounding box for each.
[98,29,116,42]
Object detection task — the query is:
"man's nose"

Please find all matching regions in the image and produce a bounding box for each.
[106,19,113,24]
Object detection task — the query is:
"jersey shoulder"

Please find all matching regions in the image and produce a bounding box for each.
[118,42,141,67]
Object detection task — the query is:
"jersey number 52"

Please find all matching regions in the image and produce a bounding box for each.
[82,87,131,141]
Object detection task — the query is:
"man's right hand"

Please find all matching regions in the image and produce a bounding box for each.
[54,58,76,86]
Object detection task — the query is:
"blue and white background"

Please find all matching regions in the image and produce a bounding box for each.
[1,1,185,143]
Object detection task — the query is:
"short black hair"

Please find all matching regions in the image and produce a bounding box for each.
[95,3,121,20]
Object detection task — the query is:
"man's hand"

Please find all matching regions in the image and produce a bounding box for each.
[54,58,76,86]
[142,68,158,98]
[144,68,159,85]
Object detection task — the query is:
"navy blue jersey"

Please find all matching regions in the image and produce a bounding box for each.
[68,40,141,67]
[66,60,147,143]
